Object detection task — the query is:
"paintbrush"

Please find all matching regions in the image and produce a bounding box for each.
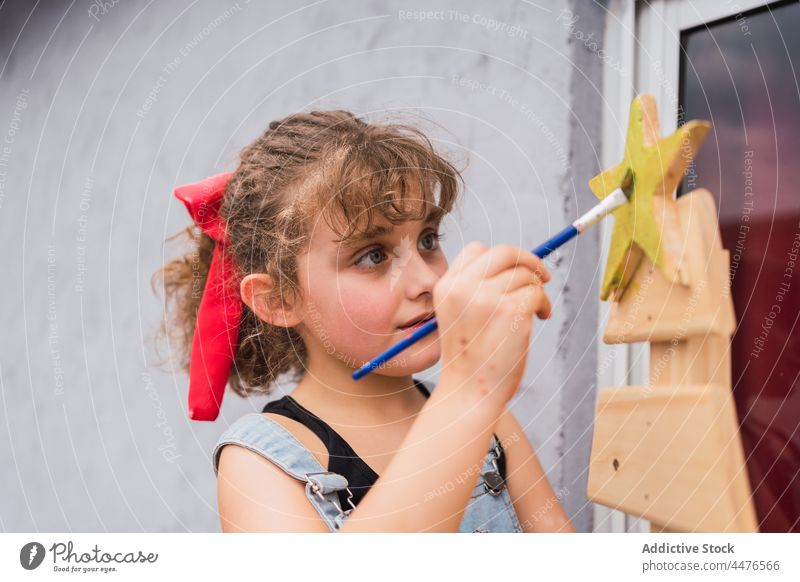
[352,169,634,380]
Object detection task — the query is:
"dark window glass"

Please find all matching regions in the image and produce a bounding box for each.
[680,0,800,532]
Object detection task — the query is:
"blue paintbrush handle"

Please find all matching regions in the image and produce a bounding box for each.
[532,224,579,259]
[352,319,440,380]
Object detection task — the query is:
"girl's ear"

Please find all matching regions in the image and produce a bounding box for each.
[239,273,303,328]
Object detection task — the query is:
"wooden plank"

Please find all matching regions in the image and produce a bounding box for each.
[649,334,732,388]
[587,383,758,532]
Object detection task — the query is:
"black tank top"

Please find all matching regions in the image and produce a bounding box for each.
[262,378,506,510]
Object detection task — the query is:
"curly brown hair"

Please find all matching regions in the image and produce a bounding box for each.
[150,110,464,400]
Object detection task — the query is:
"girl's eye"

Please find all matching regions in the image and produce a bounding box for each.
[420,231,444,251]
[354,248,388,270]
[353,230,444,271]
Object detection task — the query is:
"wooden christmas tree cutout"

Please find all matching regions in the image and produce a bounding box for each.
[586,94,758,532]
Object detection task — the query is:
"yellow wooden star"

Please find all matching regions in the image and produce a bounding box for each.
[590,93,711,302]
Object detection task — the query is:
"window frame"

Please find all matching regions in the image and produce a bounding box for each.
[593,0,773,533]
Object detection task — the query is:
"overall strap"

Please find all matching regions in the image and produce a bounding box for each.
[212,413,355,532]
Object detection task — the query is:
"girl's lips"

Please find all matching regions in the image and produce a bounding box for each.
[399,315,435,336]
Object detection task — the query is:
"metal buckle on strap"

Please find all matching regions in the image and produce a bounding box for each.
[304,471,356,517]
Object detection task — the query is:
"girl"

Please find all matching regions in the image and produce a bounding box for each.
[155,110,575,533]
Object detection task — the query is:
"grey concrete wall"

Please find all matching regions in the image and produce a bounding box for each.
[0,0,606,532]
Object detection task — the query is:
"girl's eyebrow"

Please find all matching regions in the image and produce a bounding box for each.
[335,211,441,250]
[339,224,393,249]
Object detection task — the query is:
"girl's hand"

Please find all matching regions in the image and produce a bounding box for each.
[433,242,551,409]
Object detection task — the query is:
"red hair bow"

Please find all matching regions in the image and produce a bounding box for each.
[174,171,241,421]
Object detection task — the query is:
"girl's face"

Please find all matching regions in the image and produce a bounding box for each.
[297,202,448,376]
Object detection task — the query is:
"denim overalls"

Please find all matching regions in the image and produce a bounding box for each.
[212,413,524,533]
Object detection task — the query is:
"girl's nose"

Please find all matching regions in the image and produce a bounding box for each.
[397,250,440,298]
